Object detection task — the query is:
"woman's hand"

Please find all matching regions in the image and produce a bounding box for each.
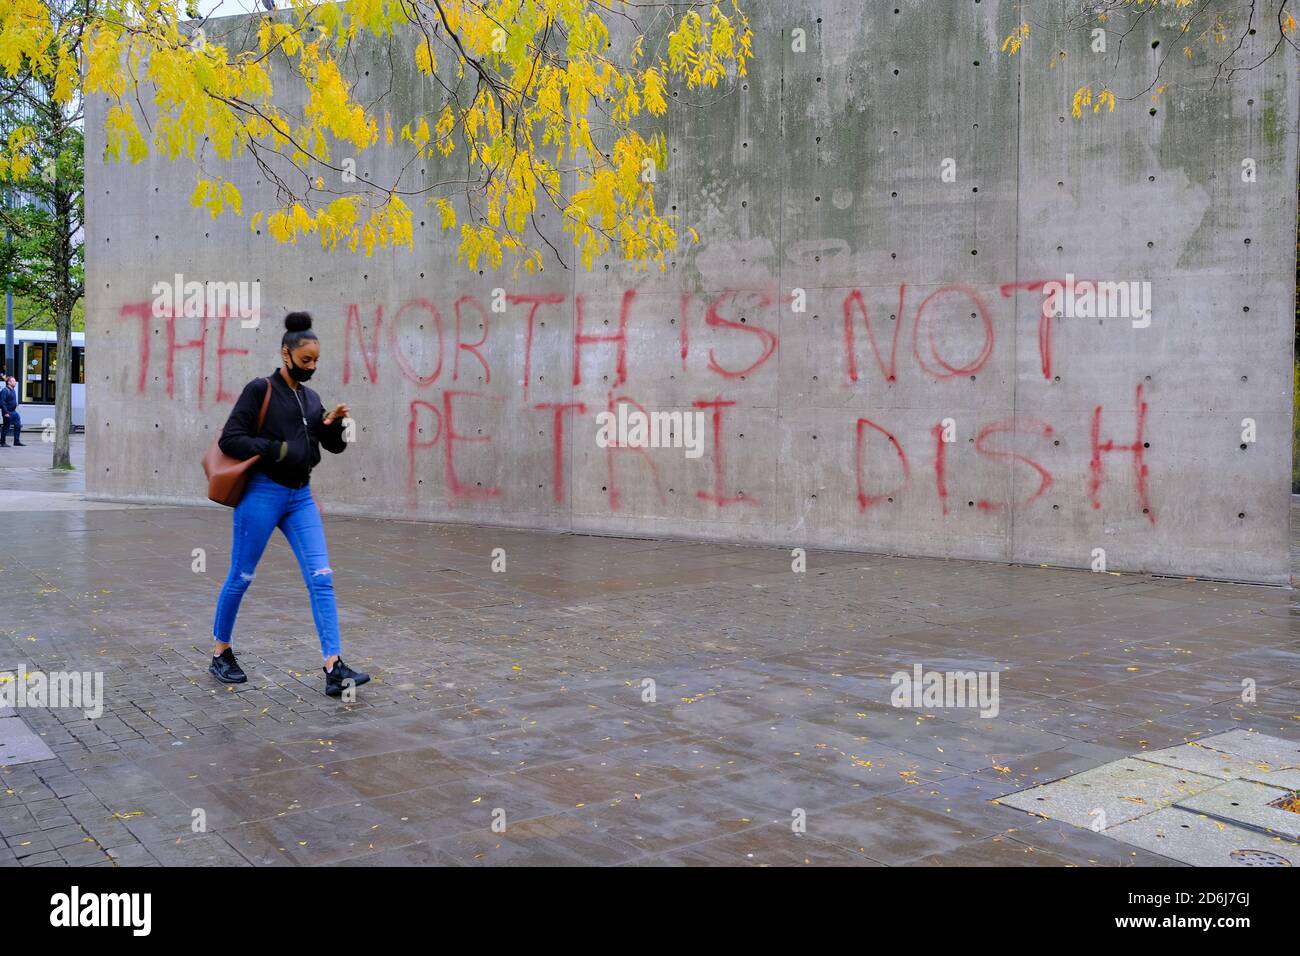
[323,403,350,426]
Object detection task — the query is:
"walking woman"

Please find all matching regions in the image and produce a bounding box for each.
[209,312,371,697]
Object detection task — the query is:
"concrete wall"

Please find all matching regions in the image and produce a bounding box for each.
[84,1,1299,584]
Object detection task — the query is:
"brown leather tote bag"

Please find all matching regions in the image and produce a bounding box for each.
[202,376,274,507]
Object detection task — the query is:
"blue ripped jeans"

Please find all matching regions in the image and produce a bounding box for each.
[212,472,341,658]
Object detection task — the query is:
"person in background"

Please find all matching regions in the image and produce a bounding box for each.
[0,376,23,446]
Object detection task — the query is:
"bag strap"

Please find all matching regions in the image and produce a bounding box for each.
[255,376,274,435]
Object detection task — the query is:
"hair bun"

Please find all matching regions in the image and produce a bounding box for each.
[284,312,313,333]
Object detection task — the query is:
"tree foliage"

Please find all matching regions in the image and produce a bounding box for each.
[0,0,85,468]
[1,0,752,273]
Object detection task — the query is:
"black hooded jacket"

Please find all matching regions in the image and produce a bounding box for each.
[218,371,348,488]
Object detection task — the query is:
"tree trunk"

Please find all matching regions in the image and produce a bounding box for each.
[53,303,72,469]
[50,111,74,470]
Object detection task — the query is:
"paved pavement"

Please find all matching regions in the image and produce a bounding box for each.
[0,435,1296,866]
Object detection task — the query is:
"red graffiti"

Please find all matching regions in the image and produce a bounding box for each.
[343,303,383,385]
[694,395,754,507]
[603,391,665,512]
[406,399,443,507]
[998,277,1101,381]
[678,293,692,371]
[973,418,1055,511]
[704,290,778,379]
[933,421,950,516]
[453,295,491,383]
[855,416,910,511]
[535,402,586,504]
[166,312,207,406]
[116,279,1159,526]
[573,290,633,388]
[442,390,502,499]
[389,299,445,388]
[214,312,249,403]
[508,292,563,401]
[912,284,994,380]
[842,286,904,384]
[1089,383,1153,524]
[119,302,151,394]
[403,391,503,504]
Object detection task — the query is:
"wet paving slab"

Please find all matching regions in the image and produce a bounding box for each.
[0,438,1296,866]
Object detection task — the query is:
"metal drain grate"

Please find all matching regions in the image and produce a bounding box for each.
[1267,792,1300,815]
[1229,849,1292,867]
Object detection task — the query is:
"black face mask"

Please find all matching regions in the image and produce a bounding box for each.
[285,353,315,382]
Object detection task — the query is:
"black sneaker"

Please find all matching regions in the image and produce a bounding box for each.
[209,647,248,684]
[324,658,370,697]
